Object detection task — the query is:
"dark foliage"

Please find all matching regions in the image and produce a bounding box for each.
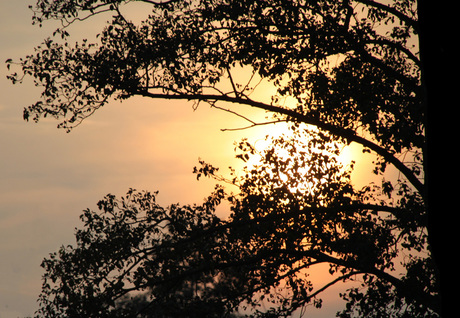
[7,0,439,317]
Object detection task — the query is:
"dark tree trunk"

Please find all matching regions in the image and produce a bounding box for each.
[417,1,454,316]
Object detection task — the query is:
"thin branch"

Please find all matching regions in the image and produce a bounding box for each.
[354,0,418,31]
[220,120,287,132]
[211,103,289,132]
[136,0,181,4]
[212,103,255,122]
[278,248,403,289]
[60,6,114,28]
[365,38,421,67]
[226,67,240,98]
[307,270,364,300]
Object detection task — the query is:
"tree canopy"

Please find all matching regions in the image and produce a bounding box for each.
[7,0,442,317]
[9,0,424,190]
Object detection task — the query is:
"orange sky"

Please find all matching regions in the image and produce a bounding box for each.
[0,2,394,317]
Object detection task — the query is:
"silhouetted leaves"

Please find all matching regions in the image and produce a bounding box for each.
[35,130,438,317]
[8,0,438,317]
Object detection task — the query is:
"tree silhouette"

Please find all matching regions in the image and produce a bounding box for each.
[8,0,442,317]
[34,132,439,317]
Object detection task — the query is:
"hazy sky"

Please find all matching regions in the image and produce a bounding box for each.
[0,2,379,317]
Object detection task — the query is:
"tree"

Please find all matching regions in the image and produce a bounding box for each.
[8,0,441,317]
[37,188,244,317]
[35,132,439,317]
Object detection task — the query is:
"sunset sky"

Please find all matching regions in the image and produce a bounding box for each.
[0,2,387,317]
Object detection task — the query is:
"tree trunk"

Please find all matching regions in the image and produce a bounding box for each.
[418,1,454,316]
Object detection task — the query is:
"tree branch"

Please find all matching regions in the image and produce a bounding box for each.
[210,103,288,132]
[135,90,425,194]
[137,0,181,4]
[355,0,418,31]
[364,38,421,67]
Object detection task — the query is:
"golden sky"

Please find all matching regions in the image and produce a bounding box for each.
[0,1,390,317]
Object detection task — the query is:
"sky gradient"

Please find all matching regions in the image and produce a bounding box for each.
[0,2,382,317]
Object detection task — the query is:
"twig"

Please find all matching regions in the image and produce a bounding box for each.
[220,120,287,132]
[210,103,288,131]
[211,103,256,125]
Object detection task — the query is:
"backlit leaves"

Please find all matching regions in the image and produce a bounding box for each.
[10,0,423,157]
[35,127,437,317]
[9,0,437,316]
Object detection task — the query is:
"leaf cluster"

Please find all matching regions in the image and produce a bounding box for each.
[35,129,438,317]
[9,0,423,156]
[8,0,437,317]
